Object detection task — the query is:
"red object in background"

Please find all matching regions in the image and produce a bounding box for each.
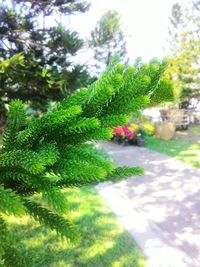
[113,126,138,141]
[123,126,131,135]
[113,126,124,136]
[128,131,137,140]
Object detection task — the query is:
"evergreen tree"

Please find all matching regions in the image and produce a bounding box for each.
[168,3,184,55]
[167,2,200,102]
[90,10,128,74]
[0,56,174,265]
[0,0,91,112]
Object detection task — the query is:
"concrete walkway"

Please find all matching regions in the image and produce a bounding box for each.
[95,142,200,267]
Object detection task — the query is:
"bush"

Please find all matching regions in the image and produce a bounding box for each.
[141,122,155,136]
[130,115,155,136]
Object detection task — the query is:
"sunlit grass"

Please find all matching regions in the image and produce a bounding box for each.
[4,186,146,267]
[145,126,200,168]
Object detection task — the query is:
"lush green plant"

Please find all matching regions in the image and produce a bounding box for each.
[0,58,173,265]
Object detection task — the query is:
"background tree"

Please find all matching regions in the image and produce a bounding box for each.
[0,53,25,135]
[167,1,200,103]
[0,0,92,112]
[0,57,174,265]
[168,3,184,56]
[89,10,129,74]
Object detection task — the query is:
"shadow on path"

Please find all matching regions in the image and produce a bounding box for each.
[96,142,200,267]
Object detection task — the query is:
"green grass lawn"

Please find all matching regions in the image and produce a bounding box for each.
[3,186,146,267]
[145,126,200,168]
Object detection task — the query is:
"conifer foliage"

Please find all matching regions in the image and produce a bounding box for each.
[0,0,91,112]
[90,10,129,73]
[0,58,173,265]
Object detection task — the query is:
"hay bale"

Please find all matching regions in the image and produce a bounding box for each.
[154,122,176,140]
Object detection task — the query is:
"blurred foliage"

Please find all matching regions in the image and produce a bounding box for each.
[0,0,92,112]
[167,1,200,102]
[89,10,129,74]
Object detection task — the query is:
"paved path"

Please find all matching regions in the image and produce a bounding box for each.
[95,142,200,267]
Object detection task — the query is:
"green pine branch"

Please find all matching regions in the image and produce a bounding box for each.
[0,58,174,261]
[0,185,26,216]
[23,199,80,242]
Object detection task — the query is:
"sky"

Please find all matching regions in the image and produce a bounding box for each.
[67,0,183,63]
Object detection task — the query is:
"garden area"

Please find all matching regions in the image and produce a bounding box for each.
[146,125,200,169]
[1,0,200,267]
[110,116,200,169]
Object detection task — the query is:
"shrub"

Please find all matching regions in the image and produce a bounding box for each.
[130,115,155,136]
[141,122,155,136]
